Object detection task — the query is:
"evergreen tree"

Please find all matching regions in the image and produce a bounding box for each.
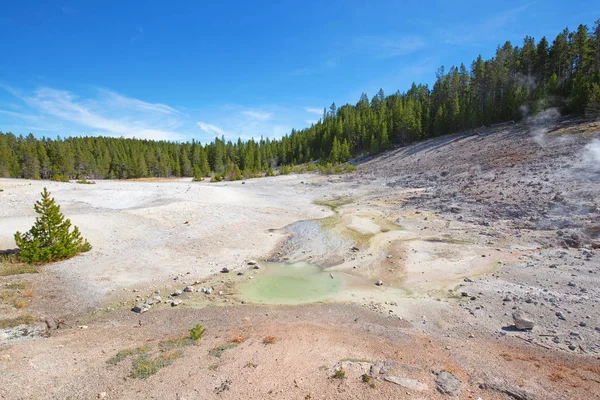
[14,188,92,263]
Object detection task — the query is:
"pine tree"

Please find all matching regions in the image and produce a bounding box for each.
[14,188,92,263]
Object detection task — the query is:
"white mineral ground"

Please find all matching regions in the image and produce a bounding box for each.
[0,118,599,399]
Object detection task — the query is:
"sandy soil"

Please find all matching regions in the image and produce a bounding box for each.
[1,116,599,399]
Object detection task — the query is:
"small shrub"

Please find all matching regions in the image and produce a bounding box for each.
[190,323,206,341]
[333,368,346,379]
[210,175,223,182]
[230,335,246,344]
[14,188,92,263]
[208,364,218,371]
[262,335,278,345]
[361,374,376,388]
[192,176,204,182]
[75,179,95,184]
[278,165,292,175]
[51,174,70,182]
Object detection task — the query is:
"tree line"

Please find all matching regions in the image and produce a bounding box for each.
[1,21,599,181]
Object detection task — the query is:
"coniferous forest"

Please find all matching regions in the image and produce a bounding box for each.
[1,22,600,181]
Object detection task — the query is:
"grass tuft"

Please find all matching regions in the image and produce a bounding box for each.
[131,350,182,379]
[0,254,40,276]
[209,343,238,358]
[0,314,34,329]
[262,335,278,345]
[107,346,150,365]
[333,368,346,379]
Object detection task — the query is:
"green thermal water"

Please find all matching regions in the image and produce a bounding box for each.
[241,261,341,304]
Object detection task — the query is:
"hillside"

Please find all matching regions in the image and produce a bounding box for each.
[1,117,599,399]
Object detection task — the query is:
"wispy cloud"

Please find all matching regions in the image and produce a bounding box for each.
[241,110,272,121]
[2,85,187,140]
[196,121,227,137]
[305,107,323,115]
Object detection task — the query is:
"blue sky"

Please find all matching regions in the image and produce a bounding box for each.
[1,1,598,143]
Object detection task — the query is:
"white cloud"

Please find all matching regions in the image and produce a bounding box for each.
[196,121,227,137]
[241,110,272,121]
[5,85,187,140]
[305,120,318,125]
[305,107,323,115]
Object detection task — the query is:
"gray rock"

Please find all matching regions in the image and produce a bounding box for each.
[205,288,212,294]
[220,267,230,273]
[375,280,383,286]
[132,303,150,313]
[247,260,258,265]
[146,296,161,305]
[171,299,183,307]
[480,381,535,400]
[183,286,194,292]
[433,371,462,396]
[172,289,183,296]
[556,311,566,320]
[384,376,428,391]
[512,310,535,330]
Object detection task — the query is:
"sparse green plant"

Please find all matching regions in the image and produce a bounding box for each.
[75,179,95,184]
[362,374,376,388]
[51,174,70,182]
[210,174,223,182]
[130,351,181,379]
[278,165,292,175]
[14,188,92,263]
[209,343,238,358]
[208,364,218,371]
[333,367,346,379]
[107,346,150,365]
[158,337,195,350]
[244,362,257,368]
[190,323,206,341]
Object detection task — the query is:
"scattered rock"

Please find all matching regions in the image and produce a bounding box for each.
[480,381,535,400]
[375,280,383,286]
[171,300,183,307]
[384,376,428,391]
[464,277,474,283]
[183,286,194,292]
[132,304,150,313]
[247,260,258,266]
[172,289,183,296]
[512,310,535,330]
[98,393,107,399]
[220,267,230,273]
[433,371,462,397]
[146,296,161,305]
